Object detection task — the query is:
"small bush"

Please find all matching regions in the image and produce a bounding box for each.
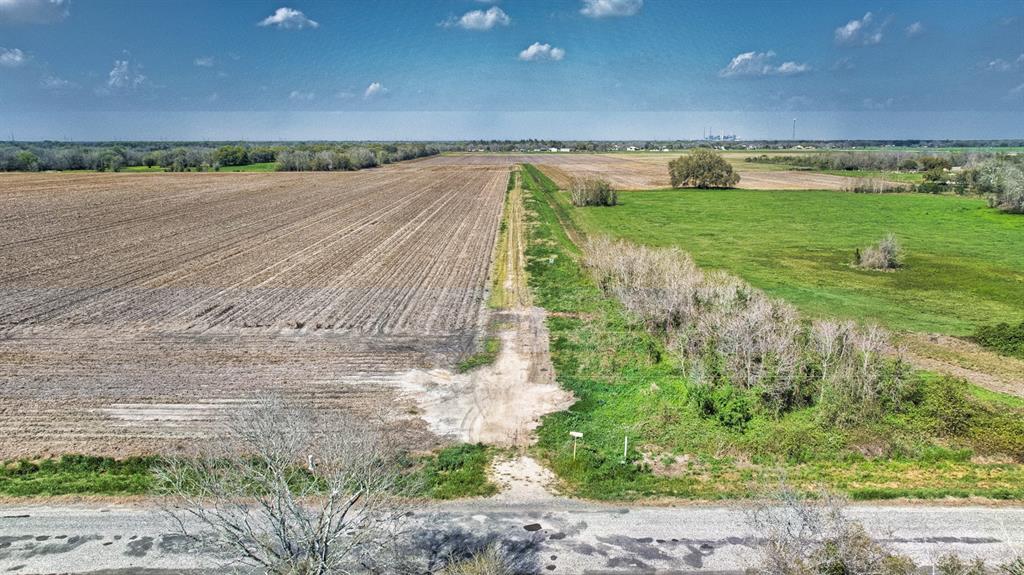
[421,443,497,499]
[569,177,617,207]
[441,543,519,575]
[935,553,987,575]
[748,486,917,575]
[973,321,1024,360]
[669,148,739,188]
[977,160,1024,214]
[915,182,946,194]
[845,177,893,194]
[856,233,903,270]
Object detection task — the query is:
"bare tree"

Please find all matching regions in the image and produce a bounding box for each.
[747,483,916,575]
[154,398,415,575]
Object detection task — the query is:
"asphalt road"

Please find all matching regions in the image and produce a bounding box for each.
[2,500,1023,574]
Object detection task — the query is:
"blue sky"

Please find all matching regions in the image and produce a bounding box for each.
[1,0,1022,139]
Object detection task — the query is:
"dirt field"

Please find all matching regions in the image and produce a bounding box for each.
[423,153,870,190]
[0,166,507,457]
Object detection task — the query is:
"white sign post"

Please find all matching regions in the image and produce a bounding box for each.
[569,431,583,461]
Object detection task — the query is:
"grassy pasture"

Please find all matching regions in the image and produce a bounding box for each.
[567,189,1024,335]
[521,164,1024,501]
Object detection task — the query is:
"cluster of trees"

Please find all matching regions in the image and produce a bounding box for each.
[455,139,1024,153]
[584,236,912,427]
[0,141,440,173]
[669,148,740,188]
[275,143,438,172]
[744,151,969,172]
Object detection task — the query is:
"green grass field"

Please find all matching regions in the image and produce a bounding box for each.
[567,189,1024,335]
[521,164,1024,501]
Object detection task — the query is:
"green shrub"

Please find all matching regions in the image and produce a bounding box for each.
[691,383,753,431]
[972,321,1024,360]
[922,377,977,436]
[669,149,739,188]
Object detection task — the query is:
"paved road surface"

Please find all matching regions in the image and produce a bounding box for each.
[2,500,1023,573]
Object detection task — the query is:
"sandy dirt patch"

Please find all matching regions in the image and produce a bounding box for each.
[902,333,1024,398]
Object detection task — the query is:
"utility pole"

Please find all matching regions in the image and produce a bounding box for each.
[792,118,797,141]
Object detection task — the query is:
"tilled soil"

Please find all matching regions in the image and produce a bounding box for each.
[422,153,874,190]
[0,166,507,457]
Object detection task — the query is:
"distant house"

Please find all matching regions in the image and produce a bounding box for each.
[558,148,571,152]
[548,147,559,152]
[626,146,638,151]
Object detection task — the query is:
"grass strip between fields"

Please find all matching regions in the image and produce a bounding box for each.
[0,445,498,499]
[520,163,1024,501]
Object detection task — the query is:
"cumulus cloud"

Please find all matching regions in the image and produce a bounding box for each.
[259,7,318,29]
[518,42,565,61]
[986,54,1024,72]
[835,12,884,46]
[0,0,69,23]
[579,0,642,18]
[106,59,146,90]
[0,47,27,67]
[288,90,315,101]
[193,56,215,67]
[364,81,387,99]
[905,21,924,37]
[443,6,510,30]
[719,51,809,77]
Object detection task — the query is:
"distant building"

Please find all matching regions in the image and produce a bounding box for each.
[626,146,638,151]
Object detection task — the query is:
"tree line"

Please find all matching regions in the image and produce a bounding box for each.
[0,142,440,172]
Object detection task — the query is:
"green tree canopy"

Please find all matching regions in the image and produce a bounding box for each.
[669,149,740,188]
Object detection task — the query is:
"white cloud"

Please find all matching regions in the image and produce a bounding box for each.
[987,58,1013,72]
[364,82,387,99]
[443,6,510,30]
[905,21,924,37]
[1005,83,1024,102]
[862,97,895,110]
[41,74,74,90]
[986,55,1024,72]
[0,47,27,67]
[719,51,810,77]
[518,42,565,62]
[0,0,69,23]
[193,56,215,67]
[206,92,219,103]
[106,59,146,90]
[835,12,885,46]
[831,57,855,71]
[579,0,642,18]
[259,7,318,29]
[288,90,315,101]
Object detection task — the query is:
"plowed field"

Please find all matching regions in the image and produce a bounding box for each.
[421,154,869,190]
[0,166,507,457]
